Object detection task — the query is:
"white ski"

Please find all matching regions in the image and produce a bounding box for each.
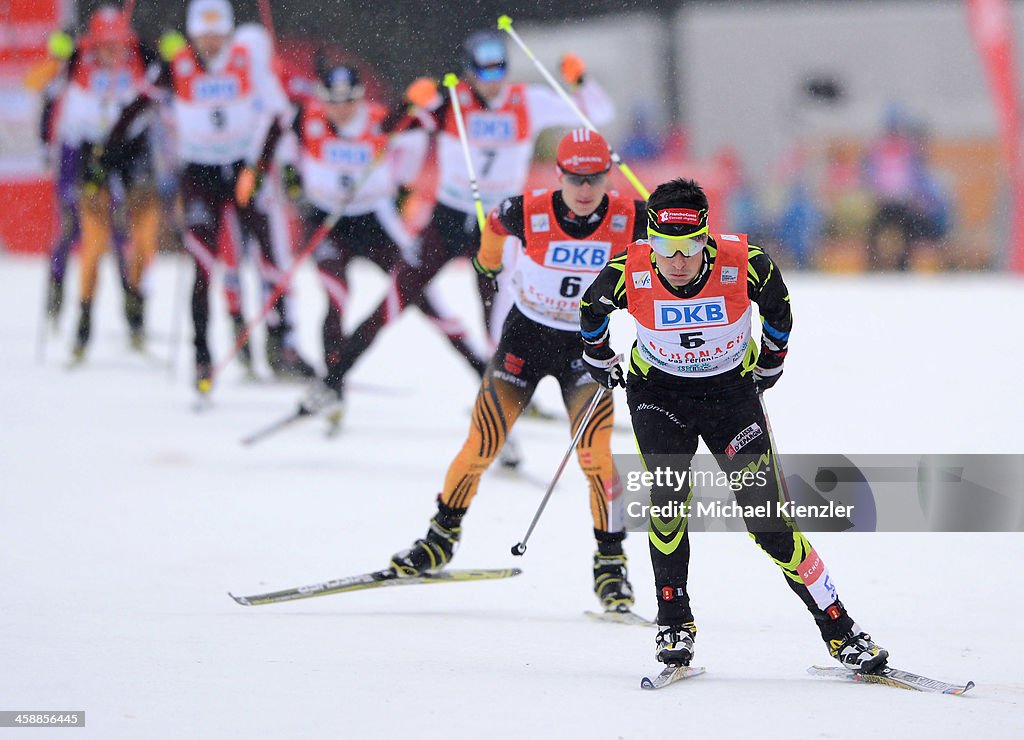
[640,664,706,690]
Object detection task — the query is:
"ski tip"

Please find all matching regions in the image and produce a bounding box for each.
[640,665,706,689]
[584,609,655,626]
[955,680,976,695]
[228,592,251,606]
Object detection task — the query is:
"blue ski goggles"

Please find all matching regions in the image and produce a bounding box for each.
[469,38,508,81]
[473,62,507,82]
[648,230,708,258]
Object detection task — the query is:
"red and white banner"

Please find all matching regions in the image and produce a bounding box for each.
[966,0,1024,272]
[0,0,74,254]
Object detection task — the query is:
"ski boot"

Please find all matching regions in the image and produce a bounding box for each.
[655,622,697,666]
[389,500,466,576]
[124,288,145,351]
[194,340,213,395]
[266,327,316,381]
[299,377,345,429]
[593,529,634,612]
[593,552,635,613]
[195,360,212,396]
[230,314,256,379]
[828,631,888,672]
[71,301,91,363]
[46,276,64,325]
[315,367,347,434]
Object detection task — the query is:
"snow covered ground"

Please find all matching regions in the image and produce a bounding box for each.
[1,253,1022,738]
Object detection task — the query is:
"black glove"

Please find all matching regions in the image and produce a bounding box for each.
[282,164,303,203]
[395,184,413,213]
[753,342,787,394]
[582,341,625,389]
[472,255,502,292]
[82,145,108,189]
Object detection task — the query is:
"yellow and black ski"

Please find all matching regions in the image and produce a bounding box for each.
[807,665,975,695]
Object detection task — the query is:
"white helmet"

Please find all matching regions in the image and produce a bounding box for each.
[187,0,234,37]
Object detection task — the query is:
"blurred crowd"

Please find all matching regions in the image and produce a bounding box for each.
[618,102,966,273]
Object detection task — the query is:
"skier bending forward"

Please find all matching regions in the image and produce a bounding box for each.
[579,177,889,671]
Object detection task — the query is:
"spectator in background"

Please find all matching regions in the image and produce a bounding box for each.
[620,103,661,161]
[862,105,949,270]
[714,147,764,249]
[661,123,689,161]
[762,143,823,269]
[907,123,953,267]
[778,178,822,270]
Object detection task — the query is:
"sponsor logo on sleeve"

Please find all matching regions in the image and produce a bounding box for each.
[797,548,839,610]
[724,422,762,459]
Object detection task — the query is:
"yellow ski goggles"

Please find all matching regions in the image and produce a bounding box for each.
[648,229,708,258]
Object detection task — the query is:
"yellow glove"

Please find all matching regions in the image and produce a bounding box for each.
[159,31,187,62]
[560,53,586,88]
[48,30,74,61]
[405,77,440,108]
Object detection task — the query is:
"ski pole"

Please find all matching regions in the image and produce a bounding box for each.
[206,141,396,391]
[35,269,51,365]
[258,0,277,46]
[497,14,649,200]
[166,245,188,377]
[758,393,794,506]
[442,73,487,231]
[240,405,313,446]
[512,385,609,556]
[206,206,336,391]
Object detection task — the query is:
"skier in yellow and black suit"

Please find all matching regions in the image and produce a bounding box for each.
[388,130,648,614]
[579,177,889,670]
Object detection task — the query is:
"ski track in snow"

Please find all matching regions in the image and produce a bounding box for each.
[2,254,1022,738]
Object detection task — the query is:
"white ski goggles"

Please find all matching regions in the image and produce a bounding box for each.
[649,231,707,258]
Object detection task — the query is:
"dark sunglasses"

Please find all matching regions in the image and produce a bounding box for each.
[562,171,608,187]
